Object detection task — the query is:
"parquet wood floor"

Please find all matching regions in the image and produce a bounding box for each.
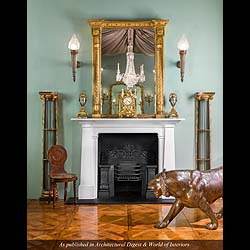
[27,199,223,241]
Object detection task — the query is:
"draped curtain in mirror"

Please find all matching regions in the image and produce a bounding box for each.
[101,28,155,56]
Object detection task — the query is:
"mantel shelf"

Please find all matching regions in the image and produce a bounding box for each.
[71,118,185,127]
[71,118,185,121]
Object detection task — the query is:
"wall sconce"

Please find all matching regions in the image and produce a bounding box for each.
[102,90,109,104]
[68,34,80,82]
[144,93,154,106]
[176,34,189,82]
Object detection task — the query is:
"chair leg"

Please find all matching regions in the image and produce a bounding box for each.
[73,180,77,205]
[53,182,57,209]
[48,178,52,204]
[64,182,68,202]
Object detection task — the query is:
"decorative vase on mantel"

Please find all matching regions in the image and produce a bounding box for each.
[168,93,178,118]
[77,92,88,118]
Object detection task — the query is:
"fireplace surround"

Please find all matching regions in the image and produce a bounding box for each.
[71,118,184,200]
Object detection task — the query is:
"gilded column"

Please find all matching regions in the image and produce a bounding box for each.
[39,92,59,200]
[154,20,168,118]
[91,25,102,117]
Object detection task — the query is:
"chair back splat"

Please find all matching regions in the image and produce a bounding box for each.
[48,145,67,176]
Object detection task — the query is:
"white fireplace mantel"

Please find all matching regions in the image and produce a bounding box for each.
[71,118,184,199]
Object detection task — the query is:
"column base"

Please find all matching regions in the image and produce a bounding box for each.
[78,185,97,199]
[92,114,102,118]
[156,114,166,118]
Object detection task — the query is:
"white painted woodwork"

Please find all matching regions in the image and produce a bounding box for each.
[71,118,184,199]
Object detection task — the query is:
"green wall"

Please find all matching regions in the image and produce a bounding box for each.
[27,0,223,198]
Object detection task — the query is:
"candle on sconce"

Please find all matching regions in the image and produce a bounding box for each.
[121,88,124,97]
[116,62,123,82]
[153,69,156,83]
[140,64,144,75]
[112,97,116,103]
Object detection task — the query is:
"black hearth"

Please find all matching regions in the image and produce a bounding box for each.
[98,133,158,200]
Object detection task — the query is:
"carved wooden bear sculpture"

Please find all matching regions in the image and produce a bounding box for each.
[148,167,223,230]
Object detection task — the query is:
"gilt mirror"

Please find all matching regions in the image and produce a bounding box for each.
[88,19,168,118]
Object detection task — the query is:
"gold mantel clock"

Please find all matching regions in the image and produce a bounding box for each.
[118,89,136,118]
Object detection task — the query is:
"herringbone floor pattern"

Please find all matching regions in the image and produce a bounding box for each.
[27,199,223,241]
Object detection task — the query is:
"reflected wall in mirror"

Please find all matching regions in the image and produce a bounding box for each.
[88,19,168,118]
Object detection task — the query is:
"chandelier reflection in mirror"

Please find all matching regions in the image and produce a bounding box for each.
[116,28,145,88]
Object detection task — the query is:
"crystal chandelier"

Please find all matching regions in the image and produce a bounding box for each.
[116,28,145,88]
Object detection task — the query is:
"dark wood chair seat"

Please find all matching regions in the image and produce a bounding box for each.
[47,145,78,208]
[51,173,77,179]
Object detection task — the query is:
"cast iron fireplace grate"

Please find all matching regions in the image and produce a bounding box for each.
[115,162,142,181]
[98,133,158,201]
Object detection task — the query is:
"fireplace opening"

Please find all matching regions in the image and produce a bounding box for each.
[98,133,158,200]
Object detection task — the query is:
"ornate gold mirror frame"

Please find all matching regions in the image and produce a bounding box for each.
[88,19,168,118]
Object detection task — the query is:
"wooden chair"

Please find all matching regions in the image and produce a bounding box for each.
[47,145,77,208]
